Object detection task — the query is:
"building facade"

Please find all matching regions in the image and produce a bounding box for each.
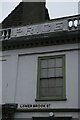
[0,2,80,120]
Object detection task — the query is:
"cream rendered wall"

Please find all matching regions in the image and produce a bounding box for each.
[2,43,79,109]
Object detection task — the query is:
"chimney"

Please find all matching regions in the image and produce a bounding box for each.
[22,1,49,25]
[2,1,49,28]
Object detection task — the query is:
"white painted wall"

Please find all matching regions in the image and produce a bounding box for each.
[0,107,2,120]
[78,43,80,120]
[14,112,78,119]
[2,54,18,103]
[0,51,2,120]
[0,51,2,105]
[2,43,79,118]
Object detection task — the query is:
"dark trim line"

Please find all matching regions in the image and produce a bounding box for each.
[19,48,80,56]
[35,98,67,101]
[33,116,72,120]
[16,108,80,113]
[0,59,6,61]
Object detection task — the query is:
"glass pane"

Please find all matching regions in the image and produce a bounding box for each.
[48,88,56,96]
[56,58,62,67]
[41,69,47,78]
[56,68,62,77]
[41,79,48,87]
[41,60,47,68]
[56,87,63,96]
[56,78,63,87]
[41,88,48,97]
[48,79,56,87]
[48,68,55,77]
[48,59,55,68]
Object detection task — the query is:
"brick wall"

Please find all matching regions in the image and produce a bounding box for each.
[2,2,50,29]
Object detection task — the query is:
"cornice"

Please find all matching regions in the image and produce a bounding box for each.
[2,30,80,51]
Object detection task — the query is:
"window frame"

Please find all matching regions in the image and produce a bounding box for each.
[36,54,66,101]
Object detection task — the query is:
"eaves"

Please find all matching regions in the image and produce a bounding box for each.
[2,30,80,51]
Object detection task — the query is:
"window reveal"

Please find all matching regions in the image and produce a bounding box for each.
[37,55,66,100]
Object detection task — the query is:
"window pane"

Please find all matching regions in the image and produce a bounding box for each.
[48,59,55,68]
[41,88,48,97]
[41,60,47,68]
[41,79,48,87]
[38,55,65,99]
[56,87,63,96]
[48,79,56,87]
[48,88,56,96]
[48,68,55,77]
[56,68,62,77]
[56,78,63,87]
[41,69,47,78]
[56,58,62,67]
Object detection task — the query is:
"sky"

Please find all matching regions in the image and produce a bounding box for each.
[0,0,80,23]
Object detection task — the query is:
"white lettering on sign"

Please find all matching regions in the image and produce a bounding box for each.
[18,104,50,109]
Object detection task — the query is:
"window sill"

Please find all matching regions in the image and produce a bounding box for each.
[35,98,67,101]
